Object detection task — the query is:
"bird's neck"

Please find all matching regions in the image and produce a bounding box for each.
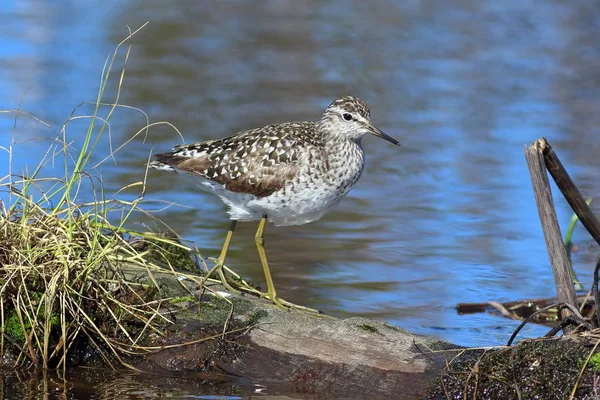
[315,118,360,149]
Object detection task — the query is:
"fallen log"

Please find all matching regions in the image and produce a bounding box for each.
[457,295,595,325]
[121,261,600,399]
[125,264,461,399]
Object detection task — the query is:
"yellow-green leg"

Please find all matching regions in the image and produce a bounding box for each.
[214,220,238,293]
[254,215,319,313]
[206,220,260,295]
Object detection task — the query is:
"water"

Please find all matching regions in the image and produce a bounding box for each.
[0,367,270,399]
[2,0,600,397]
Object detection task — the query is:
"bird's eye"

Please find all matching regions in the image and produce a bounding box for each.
[343,113,353,121]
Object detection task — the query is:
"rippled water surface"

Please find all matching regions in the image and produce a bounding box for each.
[2,0,600,398]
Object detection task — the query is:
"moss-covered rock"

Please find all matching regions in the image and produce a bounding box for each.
[426,335,599,399]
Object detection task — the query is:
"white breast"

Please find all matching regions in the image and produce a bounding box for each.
[245,140,365,226]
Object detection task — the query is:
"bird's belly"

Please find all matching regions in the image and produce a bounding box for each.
[191,179,334,225]
[249,191,335,226]
[192,156,363,226]
[247,172,360,226]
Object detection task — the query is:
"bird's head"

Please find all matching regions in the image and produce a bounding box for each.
[318,96,400,146]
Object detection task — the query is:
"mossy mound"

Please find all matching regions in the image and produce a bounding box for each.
[426,333,600,399]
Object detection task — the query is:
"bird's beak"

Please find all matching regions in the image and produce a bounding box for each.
[367,125,401,146]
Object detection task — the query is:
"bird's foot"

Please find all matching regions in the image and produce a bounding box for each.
[204,258,320,313]
[205,257,262,296]
[261,291,321,313]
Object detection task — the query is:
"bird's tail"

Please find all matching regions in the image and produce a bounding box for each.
[149,153,180,172]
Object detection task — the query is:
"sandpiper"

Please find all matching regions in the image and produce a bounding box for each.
[150,96,400,310]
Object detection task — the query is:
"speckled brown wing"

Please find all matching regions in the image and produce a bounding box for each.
[153,122,319,198]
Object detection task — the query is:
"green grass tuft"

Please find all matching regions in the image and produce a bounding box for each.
[0,24,207,371]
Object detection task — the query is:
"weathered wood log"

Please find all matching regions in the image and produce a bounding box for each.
[142,288,459,398]
[540,138,600,247]
[457,295,596,327]
[525,139,578,323]
[117,261,461,399]
[221,310,456,398]
[122,259,600,399]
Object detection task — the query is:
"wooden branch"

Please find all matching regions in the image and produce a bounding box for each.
[525,139,577,323]
[539,138,600,247]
